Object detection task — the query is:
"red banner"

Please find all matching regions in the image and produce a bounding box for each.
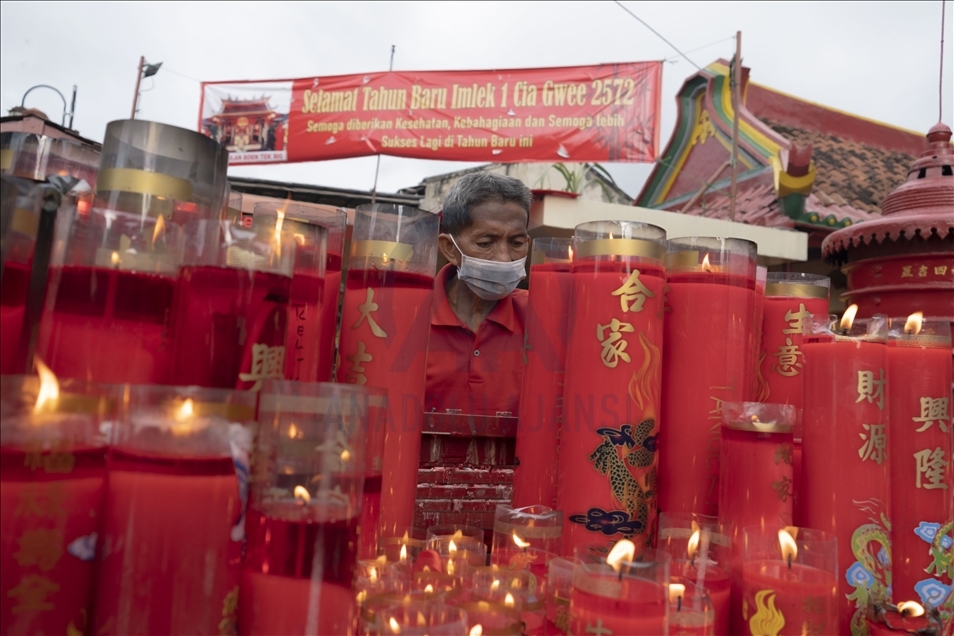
[199,62,662,166]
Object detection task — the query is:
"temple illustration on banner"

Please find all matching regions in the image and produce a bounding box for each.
[202,94,289,160]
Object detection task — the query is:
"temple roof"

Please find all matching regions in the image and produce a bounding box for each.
[636,60,927,232]
[217,98,275,115]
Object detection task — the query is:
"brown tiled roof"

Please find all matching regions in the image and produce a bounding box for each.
[683,182,794,228]
[760,119,915,215]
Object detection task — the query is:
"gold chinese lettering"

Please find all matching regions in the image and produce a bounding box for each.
[346,341,373,385]
[14,528,64,571]
[918,265,928,277]
[8,574,59,614]
[773,338,804,377]
[913,397,950,432]
[14,484,66,520]
[352,288,387,338]
[781,303,811,335]
[610,270,654,313]
[935,265,949,276]
[596,319,634,368]
[23,442,75,474]
[914,447,948,489]
[238,343,286,391]
[774,444,793,466]
[858,423,886,464]
[856,369,886,410]
[772,475,794,502]
[901,265,913,278]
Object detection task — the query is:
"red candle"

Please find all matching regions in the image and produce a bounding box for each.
[802,310,891,634]
[569,543,670,636]
[512,238,572,509]
[314,209,346,383]
[359,388,388,559]
[669,579,715,636]
[94,387,255,635]
[545,556,579,634]
[866,601,944,635]
[886,314,953,612]
[336,204,438,538]
[0,183,39,375]
[0,373,110,636]
[490,504,562,576]
[741,527,838,636]
[660,238,758,518]
[557,221,666,558]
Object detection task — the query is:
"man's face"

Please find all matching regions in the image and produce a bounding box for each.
[439,199,530,266]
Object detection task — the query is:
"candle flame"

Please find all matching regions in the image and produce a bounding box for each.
[389,617,401,633]
[897,601,925,618]
[512,532,530,549]
[399,544,408,561]
[669,583,686,604]
[375,555,388,565]
[416,611,426,627]
[504,593,515,608]
[840,304,859,332]
[452,530,463,540]
[293,232,306,246]
[568,245,574,261]
[701,253,712,272]
[609,232,614,240]
[110,251,121,267]
[904,311,923,336]
[606,539,636,573]
[448,540,458,555]
[174,398,195,422]
[288,423,300,439]
[491,580,500,591]
[447,559,455,575]
[778,528,798,563]
[355,590,367,604]
[369,567,378,582]
[293,485,311,502]
[424,584,434,594]
[151,214,166,245]
[687,528,700,559]
[273,201,287,258]
[33,359,60,413]
[469,626,483,636]
[340,449,351,462]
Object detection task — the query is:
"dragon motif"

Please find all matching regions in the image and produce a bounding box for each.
[846,511,892,636]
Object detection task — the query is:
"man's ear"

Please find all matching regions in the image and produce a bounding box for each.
[438,233,461,268]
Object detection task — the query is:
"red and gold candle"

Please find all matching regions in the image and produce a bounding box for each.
[94,385,255,634]
[512,238,572,509]
[336,204,439,538]
[556,220,666,558]
[886,313,952,616]
[660,238,758,518]
[37,120,228,384]
[0,368,112,635]
[802,308,892,634]
[669,580,715,635]
[741,527,838,636]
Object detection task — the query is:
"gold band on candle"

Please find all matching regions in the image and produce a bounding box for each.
[892,334,951,348]
[765,282,829,300]
[351,239,414,261]
[493,519,563,539]
[575,238,665,260]
[10,208,39,238]
[657,527,731,547]
[35,392,114,416]
[0,149,12,170]
[97,168,193,201]
[530,250,546,265]
[666,250,700,269]
[724,419,793,434]
[169,400,255,421]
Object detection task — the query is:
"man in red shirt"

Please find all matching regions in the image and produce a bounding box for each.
[425,172,532,416]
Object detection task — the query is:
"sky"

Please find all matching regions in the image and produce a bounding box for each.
[1,1,951,199]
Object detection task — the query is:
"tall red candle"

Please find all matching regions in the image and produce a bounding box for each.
[751,266,769,403]
[802,311,892,635]
[660,238,758,517]
[556,221,666,558]
[37,120,228,384]
[94,386,255,635]
[512,238,572,509]
[886,315,952,617]
[336,204,439,537]
[0,374,111,636]
[318,210,346,382]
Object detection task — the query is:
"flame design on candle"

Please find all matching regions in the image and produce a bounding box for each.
[748,590,785,636]
[904,311,923,336]
[33,359,60,413]
[840,304,859,332]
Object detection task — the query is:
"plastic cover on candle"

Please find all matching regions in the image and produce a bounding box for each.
[0,132,100,188]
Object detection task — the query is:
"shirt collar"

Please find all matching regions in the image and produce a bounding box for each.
[431,263,516,332]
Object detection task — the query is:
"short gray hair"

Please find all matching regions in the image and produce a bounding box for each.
[441,172,532,236]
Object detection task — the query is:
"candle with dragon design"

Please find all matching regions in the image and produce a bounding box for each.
[512,238,572,509]
[741,527,837,636]
[556,220,666,559]
[0,368,112,636]
[37,120,228,384]
[94,385,255,635]
[886,314,952,616]
[569,541,670,635]
[336,204,439,538]
[659,238,758,518]
[801,308,891,635]
[239,381,369,636]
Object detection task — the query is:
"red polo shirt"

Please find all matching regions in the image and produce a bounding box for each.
[425,264,528,416]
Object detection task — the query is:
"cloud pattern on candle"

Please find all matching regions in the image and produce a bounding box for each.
[568,508,641,536]
[845,561,875,589]
[914,521,953,550]
[914,579,951,608]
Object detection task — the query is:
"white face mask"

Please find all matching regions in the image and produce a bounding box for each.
[449,235,526,301]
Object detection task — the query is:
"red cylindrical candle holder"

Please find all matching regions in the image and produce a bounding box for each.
[37,120,228,384]
[659,237,758,518]
[512,237,572,509]
[0,372,112,635]
[802,311,892,635]
[556,220,667,558]
[335,204,439,538]
[886,314,952,614]
[94,385,255,634]
[741,526,838,636]
[490,504,562,579]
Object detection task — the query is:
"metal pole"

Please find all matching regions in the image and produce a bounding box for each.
[729,31,742,222]
[370,45,396,207]
[69,85,77,129]
[131,55,144,119]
